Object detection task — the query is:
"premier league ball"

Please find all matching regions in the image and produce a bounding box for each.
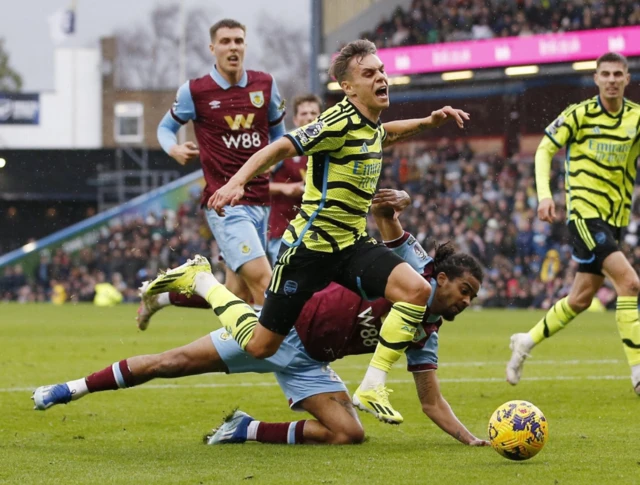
[488,400,548,461]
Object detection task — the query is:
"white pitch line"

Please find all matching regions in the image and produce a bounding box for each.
[334,358,623,370]
[1,374,630,393]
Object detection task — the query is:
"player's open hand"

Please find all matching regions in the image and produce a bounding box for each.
[427,106,470,129]
[537,198,556,223]
[371,189,411,219]
[169,141,200,166]
[468,438,491,447]
[208,182,245,216]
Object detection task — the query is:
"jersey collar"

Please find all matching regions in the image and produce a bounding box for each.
[210,65,248,90]
[345,97,382,129]
[597,95,625,118]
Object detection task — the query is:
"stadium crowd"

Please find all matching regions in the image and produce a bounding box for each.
[363,0,640,48]
[3,141,639,309]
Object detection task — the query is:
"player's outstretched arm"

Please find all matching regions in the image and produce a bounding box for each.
[382,106,470,148]
[208,137,299,215]
[371,189,410,241]
[413,370,489,446]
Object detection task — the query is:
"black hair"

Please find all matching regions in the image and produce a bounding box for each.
[596,52,628,70]
[433,241,484,283]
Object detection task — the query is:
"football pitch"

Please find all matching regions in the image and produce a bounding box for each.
[1,304,638,484]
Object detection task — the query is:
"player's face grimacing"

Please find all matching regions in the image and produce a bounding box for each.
[594,61,630,103]
[293,102,321,127]
[210,27,246,77]
[344,54,389,112]
[430,272,481,321]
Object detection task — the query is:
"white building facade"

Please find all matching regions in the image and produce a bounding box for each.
[0,48,101,148]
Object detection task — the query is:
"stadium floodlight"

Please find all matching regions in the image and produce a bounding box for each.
[0,158,6,168]
[388,76,411,85]
[326,81,341,91]
[572,60,597,71]
[441,70,474,81]
[505,65,540,76]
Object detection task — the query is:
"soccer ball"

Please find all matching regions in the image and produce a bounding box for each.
[488,400,548,461]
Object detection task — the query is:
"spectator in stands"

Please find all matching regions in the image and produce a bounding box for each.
[359,0,640,50]
[5,139,640,311]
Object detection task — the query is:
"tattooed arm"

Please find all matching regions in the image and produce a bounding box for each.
[382,106,470,148]
[413,370,489,446]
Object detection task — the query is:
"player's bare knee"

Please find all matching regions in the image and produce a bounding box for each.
[567,295,590,313]
[621,275,640,296]
[258,272,272,293]
[245,341,277,359]
[327,421,364,444]
[346,426,365,444]
[329,430,364,445]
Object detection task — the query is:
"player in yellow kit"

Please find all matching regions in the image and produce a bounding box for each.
[507,52,640,394]
[208,39,470,423]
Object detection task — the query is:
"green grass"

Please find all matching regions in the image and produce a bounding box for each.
[1,304,639,484]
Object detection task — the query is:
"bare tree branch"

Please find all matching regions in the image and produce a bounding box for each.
[254,12,310,117]
[114,4,310,109]
[115,3,214,89]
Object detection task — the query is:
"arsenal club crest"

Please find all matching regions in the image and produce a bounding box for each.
[250,91,264,108]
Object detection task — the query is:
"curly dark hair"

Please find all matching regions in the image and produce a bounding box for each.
[433,241,484,283]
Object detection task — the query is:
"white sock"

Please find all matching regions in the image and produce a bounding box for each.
[194,272,219,298]
[157,293,171,307]
[520,333,535,352]
[359,366,387,391]
[246,420,260,441]
[253,304,263,318]
[67,378,89,400]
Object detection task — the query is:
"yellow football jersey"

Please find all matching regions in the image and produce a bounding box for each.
[544,96,640,227]
[283,97,386,252]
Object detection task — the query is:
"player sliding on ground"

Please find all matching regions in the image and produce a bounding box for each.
[32,190,488,446]
[506,52,640,395]
[209,39,470,423]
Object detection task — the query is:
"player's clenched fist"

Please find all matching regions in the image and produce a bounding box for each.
[169,142,200,166]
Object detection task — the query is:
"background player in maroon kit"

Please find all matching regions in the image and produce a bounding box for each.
[137,94,321,317]
[267,94,322,265]
[33,190,488,447]
[149,19,286,328]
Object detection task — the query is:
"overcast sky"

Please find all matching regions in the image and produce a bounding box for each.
[1,0,311,91]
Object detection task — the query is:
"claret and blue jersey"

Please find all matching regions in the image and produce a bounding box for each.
[157,65,286,207]
[210,230,443,409]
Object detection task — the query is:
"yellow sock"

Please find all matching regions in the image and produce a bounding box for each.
[370,302,425,372]
[616,296,640,366]
[529,297,577,345]
[205,285,258,350]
